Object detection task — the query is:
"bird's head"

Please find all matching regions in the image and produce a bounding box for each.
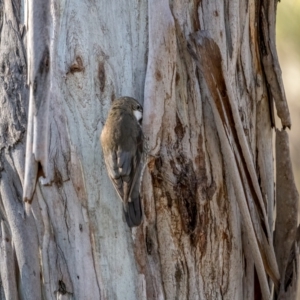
[111,97,143,124]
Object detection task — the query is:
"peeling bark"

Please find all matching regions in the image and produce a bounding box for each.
[258,1,291,128]
[0,0,41,299]
[0,0,298,299]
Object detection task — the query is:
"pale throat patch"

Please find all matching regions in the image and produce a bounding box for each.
[133,110,142,122]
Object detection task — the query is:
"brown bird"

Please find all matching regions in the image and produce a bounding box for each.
[100,97,144,227]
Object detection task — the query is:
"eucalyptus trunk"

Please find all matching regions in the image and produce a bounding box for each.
[0,0,298,300]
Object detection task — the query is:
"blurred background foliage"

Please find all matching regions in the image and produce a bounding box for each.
[277,0,300,192]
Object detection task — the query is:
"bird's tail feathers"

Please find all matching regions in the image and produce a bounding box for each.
[123,196,142,227]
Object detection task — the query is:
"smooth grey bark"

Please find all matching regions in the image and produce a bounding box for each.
[0,0,298,299]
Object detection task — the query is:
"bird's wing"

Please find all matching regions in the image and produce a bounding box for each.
[104,126,143,205]
[120,126,143,204]
[127,127,144,200]
[103,151,125,200]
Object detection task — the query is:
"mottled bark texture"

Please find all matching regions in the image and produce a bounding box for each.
[0,0,298,299]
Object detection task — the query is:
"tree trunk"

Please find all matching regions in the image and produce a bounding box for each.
[0,0,298,299]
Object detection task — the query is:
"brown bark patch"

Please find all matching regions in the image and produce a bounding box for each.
[38,47,50,74]
[148,156,163,188]
[54,168,63,188]
[192,0,201,31]
[174,114,185,141]
[69,56,85,74]
[197,201,209,253]
[155,70,162,81]
[133,226,147,274]
[111,91,116,103]
[195,133,207,181]
[175,262,182,283]
[175,72,180,86]
[172,157,198,236]
[145,226,153,255]
[98,61,106,92]
[166,191,173,208]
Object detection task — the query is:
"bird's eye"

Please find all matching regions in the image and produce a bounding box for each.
[137,105,142,111]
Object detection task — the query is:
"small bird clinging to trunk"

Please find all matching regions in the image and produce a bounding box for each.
[100,96,144,227]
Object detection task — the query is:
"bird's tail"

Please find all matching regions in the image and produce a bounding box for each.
[123,196,142,227]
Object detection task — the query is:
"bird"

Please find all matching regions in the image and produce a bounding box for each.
[100,96,144,227]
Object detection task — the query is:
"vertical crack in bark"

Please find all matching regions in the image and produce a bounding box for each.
[55,244,74,295]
